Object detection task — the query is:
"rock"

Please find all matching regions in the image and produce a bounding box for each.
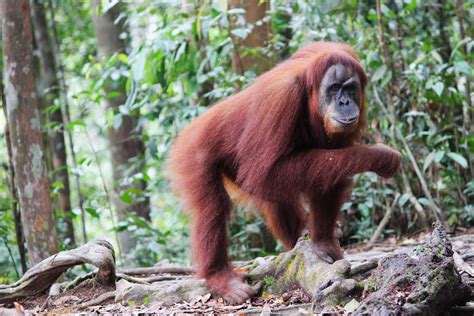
[355,221,471,315]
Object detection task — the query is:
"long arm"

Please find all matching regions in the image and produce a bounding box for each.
[264,144,400,196]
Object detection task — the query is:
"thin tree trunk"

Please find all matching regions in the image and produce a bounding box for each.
[1,0,58,265]
[46,0,88,244]
[437,0,452,63]
[1,75,28,274]
[228,0,272,74]
[31,0,75,247]
[454,0,473,176]
[92,0,150,253]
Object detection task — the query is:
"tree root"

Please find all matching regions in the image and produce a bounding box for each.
[0,222,471,314]
[79,291,116,308]
[0,239,115,302]
[114,238,361,308]
[117,266,194,275]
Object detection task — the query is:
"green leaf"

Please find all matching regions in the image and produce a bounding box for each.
[117,53,128,64]
[175,42,187,62]
[372,65,387,82]
[467,135,474,152]
[85,207,100,219]
[66,120,85,130]
[399,193,412,208]
[120,192,133,204]
[410,52,426,67]
[454,61,472,76]
[114,222,129,232]
[227,8,246,14]
[432,82,444,96]
[381,70,392,87]
[418,198,432,207]
[344,299,360,313]
[131,49,147,82]
[447,152,468,168]
[126,188,142,196]
[406,0,417,10]
[51,181,65,190]
[231,28,250,39]
[148,140,158,159]
[106,91,122,99]
[434,151,445,163]
[423,151,436,171]
[130,214,149,228]
[78,157,92,166]
[44,104,61,114]
[431,51,443,64]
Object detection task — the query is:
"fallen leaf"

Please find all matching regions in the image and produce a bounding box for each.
[223,304,246,310]
[400,238,417,245]
[344,298,360,312]
[234,267,249,273]
[13,302,24,312]
[201,293,211,303]
[261,303,271,313]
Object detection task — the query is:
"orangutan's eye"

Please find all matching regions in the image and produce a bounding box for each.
[329,83,341,93]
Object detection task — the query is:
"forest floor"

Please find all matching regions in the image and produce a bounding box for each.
[1,228,473,315]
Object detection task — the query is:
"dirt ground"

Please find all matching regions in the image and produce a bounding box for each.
[1,230,473,315]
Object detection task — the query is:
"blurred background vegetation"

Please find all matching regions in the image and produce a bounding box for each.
[0,0,472,283]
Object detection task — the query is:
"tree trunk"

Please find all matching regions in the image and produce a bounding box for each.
[92,0,150,253]
[1,75,28,274]
[31,0,75,247]
[1,0,58,265]
[228,0,272,74]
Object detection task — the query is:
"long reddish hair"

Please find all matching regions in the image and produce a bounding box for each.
[235,42,368,195]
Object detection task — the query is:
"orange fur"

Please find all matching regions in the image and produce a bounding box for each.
[167,41,400,302]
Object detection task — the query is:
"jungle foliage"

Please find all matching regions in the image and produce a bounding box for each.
[0,0,472,282]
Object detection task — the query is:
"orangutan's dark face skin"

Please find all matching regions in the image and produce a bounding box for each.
[319,64,361,134]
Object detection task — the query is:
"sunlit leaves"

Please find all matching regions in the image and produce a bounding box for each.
[418,197,432,207]
[423,151,437,172]
[231,28,250,39]
[398,193,412,208]
[147,139,158,160]
[372,65,387,82]
[431,82,444,97]
[425,79,444,97]
[120,190,136,204]
[66,120,86,130]
[227,8,246,15]
[85,207,100,219]
[447,152,468,169]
